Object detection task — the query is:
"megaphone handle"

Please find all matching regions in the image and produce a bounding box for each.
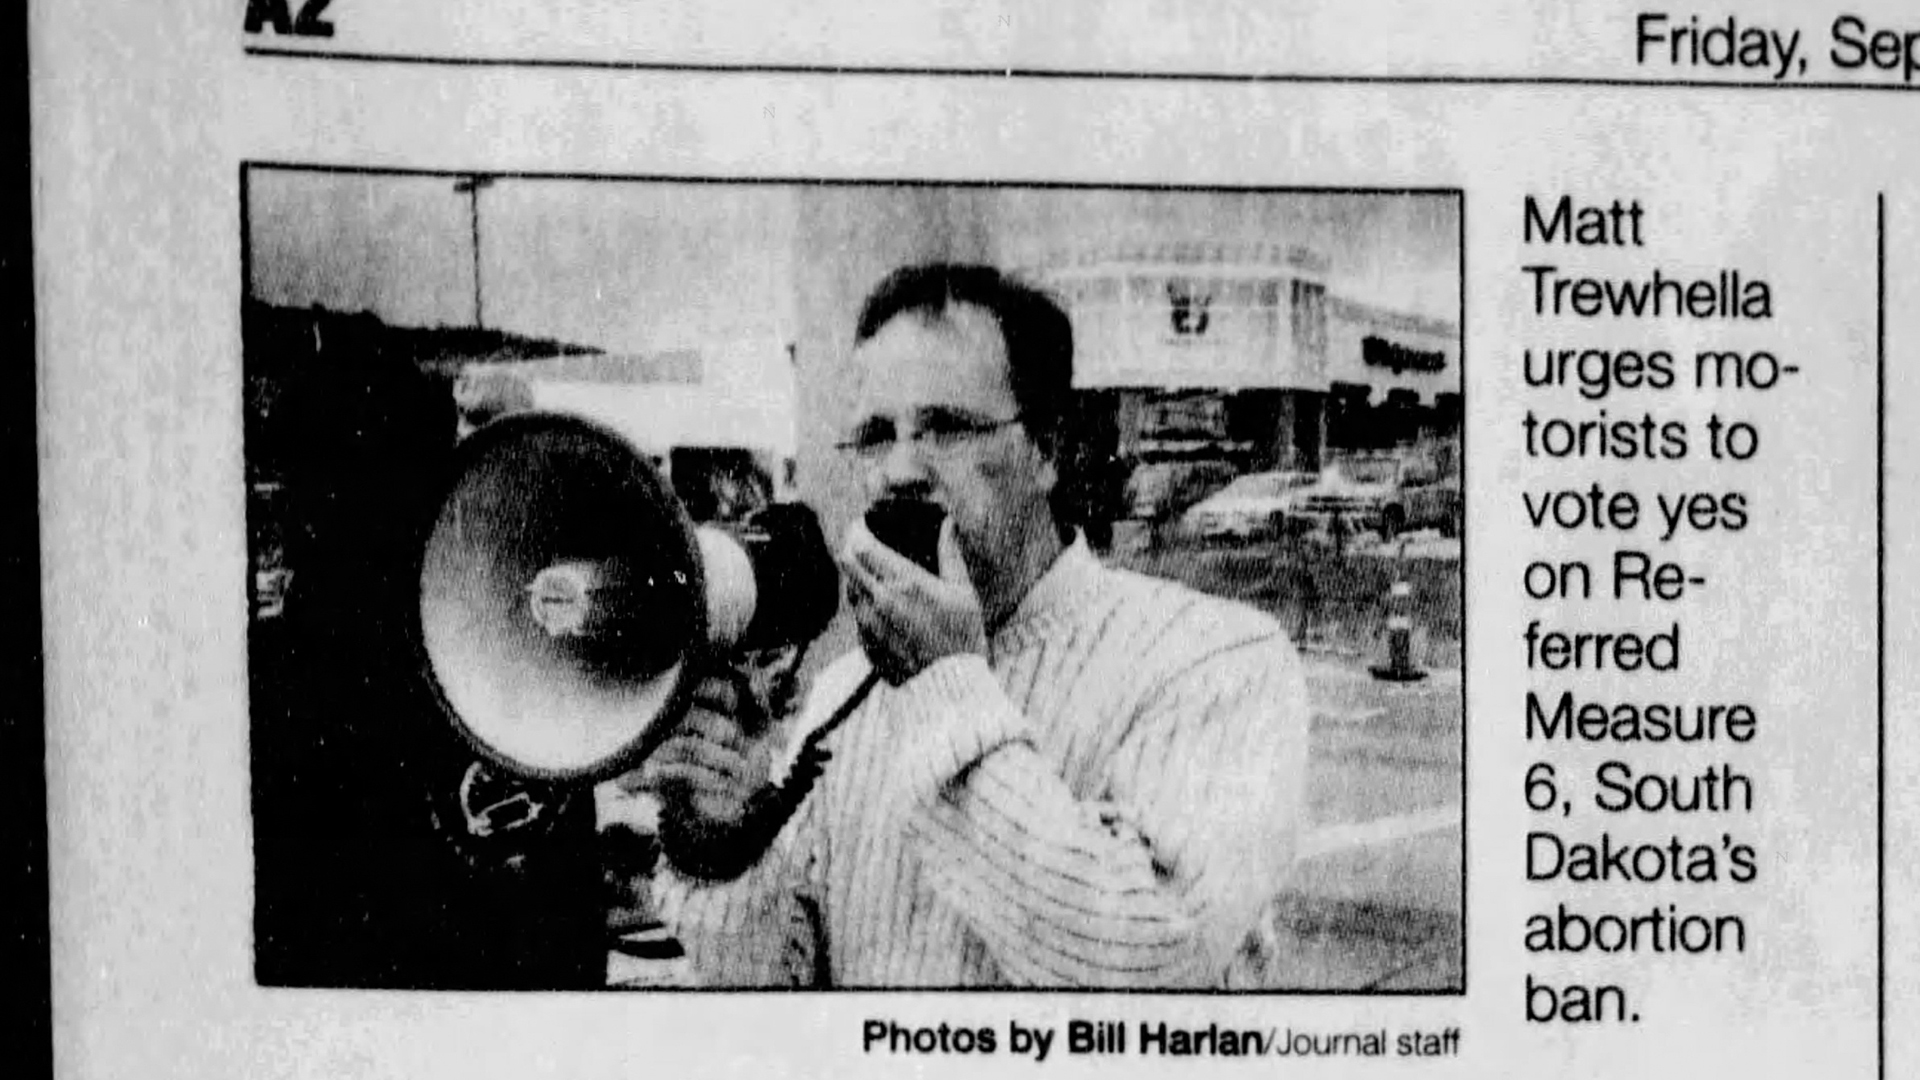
[661,669,882,882]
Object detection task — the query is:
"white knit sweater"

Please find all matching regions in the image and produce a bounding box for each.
[657,538,1311,988]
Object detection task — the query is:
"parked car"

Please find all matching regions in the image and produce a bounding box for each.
[1284,455,1461,539]
[1393,458,1463,538]
[1126,459,1239,522]
[1279,459,1395,537]
[1179,469,1320,538]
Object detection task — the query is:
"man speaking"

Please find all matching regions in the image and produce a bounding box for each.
[645,263,1311,988]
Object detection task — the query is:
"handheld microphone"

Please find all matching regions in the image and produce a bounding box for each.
[862,496,946,574]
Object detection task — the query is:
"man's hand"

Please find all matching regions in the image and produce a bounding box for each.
[610,654,808,883]
[632,673,774,831]
[841,516,989,685]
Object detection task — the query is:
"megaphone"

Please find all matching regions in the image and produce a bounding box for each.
[416,411,838,784]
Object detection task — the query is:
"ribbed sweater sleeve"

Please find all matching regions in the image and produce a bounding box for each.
[895,634,1310,988]
[652,785,825,986]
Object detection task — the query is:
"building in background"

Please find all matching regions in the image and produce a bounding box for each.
[1323,295,1461,458]
[1026,237,1460,533]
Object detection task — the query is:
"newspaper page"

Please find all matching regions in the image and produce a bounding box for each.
[32,0,1912,1075]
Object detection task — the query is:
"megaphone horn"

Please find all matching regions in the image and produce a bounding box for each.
[415,412,836,784]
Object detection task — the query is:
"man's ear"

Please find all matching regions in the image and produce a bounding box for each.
[1030,436,1060,497]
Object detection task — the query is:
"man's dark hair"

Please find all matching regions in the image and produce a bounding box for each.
[854,263,1075,460]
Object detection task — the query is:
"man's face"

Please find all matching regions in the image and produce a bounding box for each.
[846,304,1057,589]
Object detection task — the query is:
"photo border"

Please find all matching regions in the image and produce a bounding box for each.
[238,159,1471,997]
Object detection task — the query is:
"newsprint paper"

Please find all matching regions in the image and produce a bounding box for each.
[30,0,1919,1076]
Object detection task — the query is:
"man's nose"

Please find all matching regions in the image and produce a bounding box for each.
[876,437,935,496]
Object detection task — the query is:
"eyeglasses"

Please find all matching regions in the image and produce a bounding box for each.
[834,409,1025,461]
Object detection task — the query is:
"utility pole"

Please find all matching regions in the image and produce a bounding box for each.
[452,175,494,328]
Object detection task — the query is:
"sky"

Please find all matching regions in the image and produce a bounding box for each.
[246,170,1460,452]
[248,170,1459,342]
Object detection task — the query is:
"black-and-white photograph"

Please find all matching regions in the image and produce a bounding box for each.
[242,166,1462,992]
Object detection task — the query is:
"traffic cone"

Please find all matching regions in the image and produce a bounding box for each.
[1369,578,1428,682]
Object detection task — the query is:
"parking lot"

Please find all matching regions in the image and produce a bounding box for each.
[1110,530,1463,669]
[1274,658,1463,990]
[1112,531,1464,990]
